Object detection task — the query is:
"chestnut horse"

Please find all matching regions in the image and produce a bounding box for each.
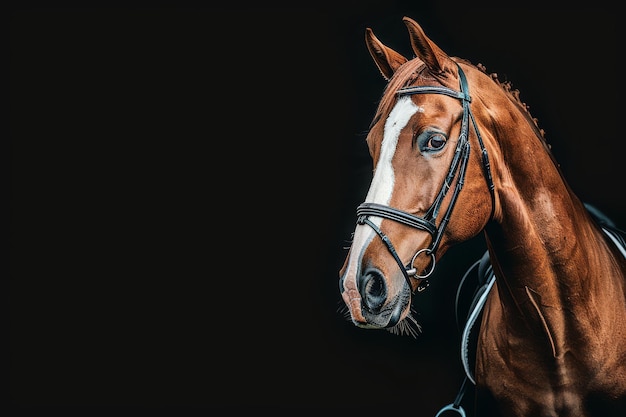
[338,16,626,417]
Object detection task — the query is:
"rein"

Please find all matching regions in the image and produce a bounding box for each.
[356,64,495,293]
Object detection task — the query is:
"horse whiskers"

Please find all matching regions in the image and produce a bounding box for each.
[342,234,355,251]
[386,310,422,339]
[337,300,422,338]
[336,301,352,321]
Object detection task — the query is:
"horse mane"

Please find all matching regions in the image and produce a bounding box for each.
[469,59,549,148]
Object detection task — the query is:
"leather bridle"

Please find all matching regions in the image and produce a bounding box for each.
[356,64,495,293]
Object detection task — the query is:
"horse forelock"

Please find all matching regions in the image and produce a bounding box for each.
[369,60,426,133]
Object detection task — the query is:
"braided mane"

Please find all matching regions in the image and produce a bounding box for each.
[471,60,548,146]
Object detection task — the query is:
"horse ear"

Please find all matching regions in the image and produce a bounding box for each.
[365,27,408,81]
[402,16,454,76]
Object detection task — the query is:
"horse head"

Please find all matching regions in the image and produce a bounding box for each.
[339,17,495,332]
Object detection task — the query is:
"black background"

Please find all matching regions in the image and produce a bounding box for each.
[9,2,621,416]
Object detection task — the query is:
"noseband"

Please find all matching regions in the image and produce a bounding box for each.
[356,64,495,293]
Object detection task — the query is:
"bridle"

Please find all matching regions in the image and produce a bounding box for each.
[356,64,495,293]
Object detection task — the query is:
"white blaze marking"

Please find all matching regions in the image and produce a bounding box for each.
[343,97,423,291]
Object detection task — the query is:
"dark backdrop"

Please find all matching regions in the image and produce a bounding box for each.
[9,2,621,416]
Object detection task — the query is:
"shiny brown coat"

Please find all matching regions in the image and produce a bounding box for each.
[339,16,626,417]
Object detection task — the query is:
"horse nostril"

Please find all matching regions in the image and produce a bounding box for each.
[358,268,388,313]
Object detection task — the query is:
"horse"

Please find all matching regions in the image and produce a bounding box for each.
[338,16,626,417]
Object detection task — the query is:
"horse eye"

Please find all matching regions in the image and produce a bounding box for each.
[427,133,447,150]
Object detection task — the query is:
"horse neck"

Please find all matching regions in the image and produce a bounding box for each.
[481,99,626,349]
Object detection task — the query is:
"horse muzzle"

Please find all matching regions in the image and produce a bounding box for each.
[340,267,411,328]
